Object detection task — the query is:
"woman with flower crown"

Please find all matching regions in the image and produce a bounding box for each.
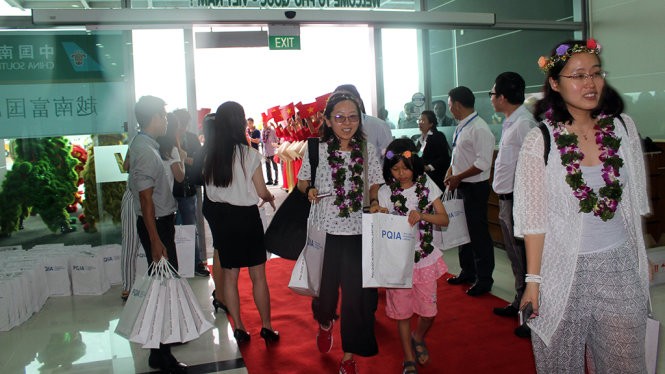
[374,138,449,374]
[296,92,384,374]
[514,39,650,372]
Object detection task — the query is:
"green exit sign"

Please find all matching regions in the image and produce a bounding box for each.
[269,36,300,50]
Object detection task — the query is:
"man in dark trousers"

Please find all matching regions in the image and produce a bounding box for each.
[128,95,186,373]
[173,108,209,277]
[489,72,536,337]
[444,86,496,297]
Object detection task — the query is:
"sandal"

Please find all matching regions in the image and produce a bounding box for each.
[403,360,418,374]
[411,334,429,366]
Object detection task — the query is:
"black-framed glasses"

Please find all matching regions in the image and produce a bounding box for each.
[559,71,608,81]
[488,92,498,97]
[333,114,360,124]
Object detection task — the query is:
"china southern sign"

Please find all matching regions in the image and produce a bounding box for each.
[0,32,129,139]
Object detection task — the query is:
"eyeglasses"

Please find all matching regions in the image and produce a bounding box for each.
[559,71,608,81]
[488,92,498,97]
[333,114,360,124]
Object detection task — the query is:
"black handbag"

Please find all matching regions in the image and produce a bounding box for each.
[264,138,319,260]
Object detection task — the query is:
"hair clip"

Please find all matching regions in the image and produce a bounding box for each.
[385,150,412,160]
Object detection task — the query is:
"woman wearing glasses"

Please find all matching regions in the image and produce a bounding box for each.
[514,39,650,372]
[297,92,384,374]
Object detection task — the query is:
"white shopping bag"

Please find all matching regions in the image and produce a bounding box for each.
[174,278,199,342]
[42,253,72,296]
[98,244,122,285]
[142,279,167,349]
[175,225,196,278]
[288,219,326,297]
[646,316,660,374]
[115,267,154,340]
[161,278,182,344]
[0,280,12,331]
[362,213,416,288]
[129,269,162,345]
[136,249,149,276]
[70,250,110,295]
[176,275,214,337]
[438,190,471,251]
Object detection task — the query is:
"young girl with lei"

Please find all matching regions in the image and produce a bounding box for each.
[514,39,651,373]
[375,138,449,374]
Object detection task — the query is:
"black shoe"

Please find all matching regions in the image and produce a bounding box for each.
[194,263,210,277]
[149,350,188,374]
[260,327,280,344]
[234,329,251,344]
[514,324,531,338]
[273,180,279,185]
[266,180,273,185]
[447,275,474,285]
[211,290,229,314]
[493,304,519,317]
[466,283,491,297]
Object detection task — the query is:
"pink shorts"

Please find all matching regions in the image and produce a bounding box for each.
[385,280,438,320]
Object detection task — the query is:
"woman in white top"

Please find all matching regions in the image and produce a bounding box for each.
[201,101,278,345]
[514,39,650,373]
[157,112,186,191]
[297,92,384,374]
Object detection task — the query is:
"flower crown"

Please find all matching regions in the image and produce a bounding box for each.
[385,150,412,160]
[537,39,601,73]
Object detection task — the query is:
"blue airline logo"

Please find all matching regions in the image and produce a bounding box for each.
[62,42,101,72]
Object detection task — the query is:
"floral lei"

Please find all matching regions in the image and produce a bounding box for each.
[549,112,623,221]
[327,137,364,217]
[389,175,433,263]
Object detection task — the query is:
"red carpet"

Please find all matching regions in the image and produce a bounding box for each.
[234,258,536,373]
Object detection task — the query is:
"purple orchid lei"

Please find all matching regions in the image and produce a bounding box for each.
[327,137,364,218]
[389,174,433,263]
[548,110,623,221]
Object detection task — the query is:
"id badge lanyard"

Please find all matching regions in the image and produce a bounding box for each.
[451,113,478,163]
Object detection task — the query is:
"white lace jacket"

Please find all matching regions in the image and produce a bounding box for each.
[513,114,651,346]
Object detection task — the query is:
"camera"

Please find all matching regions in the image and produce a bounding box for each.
[285,10,296,19]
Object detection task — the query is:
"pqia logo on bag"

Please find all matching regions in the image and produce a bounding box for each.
[381,230,415,241]
[306,237,324,250]
[131,288,147,298]
[448,211,463,218]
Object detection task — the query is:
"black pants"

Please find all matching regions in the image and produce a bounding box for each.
[457,181,494,286]
[313,234,378,357]
[136,214,178,271]
[265,155,279,183]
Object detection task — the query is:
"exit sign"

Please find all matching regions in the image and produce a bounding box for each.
[269,35,300,50]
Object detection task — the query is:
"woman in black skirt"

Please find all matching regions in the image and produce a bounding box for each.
[202,101,278,344]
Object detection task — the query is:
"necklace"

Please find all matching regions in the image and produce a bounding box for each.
[389,175,433,263]
[550,113,624,221]
[327,138,364,217]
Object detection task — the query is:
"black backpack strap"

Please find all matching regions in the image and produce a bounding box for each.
[307,137,320,186]
[538,122,551,165]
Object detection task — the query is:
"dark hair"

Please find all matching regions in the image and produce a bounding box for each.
[448,86,475,109]
[157,112,179,160]
[247,117,254,123]
[420,110,439,129]
[203,101,248,187]
[134,95,166,130]
[382,138,425,183]
[534,40,624,123]
[172,108,191,129]
[321,93,365,144]
[494,72,525,105]
[334,84,366,113]
[202,113,215,140]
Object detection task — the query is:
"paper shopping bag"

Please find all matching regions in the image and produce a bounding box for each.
[176,276,214,337]
[142,279,167,349]
[362,213,416,288]
[175,225,196,278]
[115,269,153,340]
[288,222,326,297]
[438,190,470,250]
[161,278,182,344]
[646,316,660,374]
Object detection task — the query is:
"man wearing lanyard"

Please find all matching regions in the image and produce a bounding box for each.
[489,72,536,337]
[128,96,186,373]
[444,86,496,297]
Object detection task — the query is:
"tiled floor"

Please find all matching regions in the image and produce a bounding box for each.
[1,182,663,373]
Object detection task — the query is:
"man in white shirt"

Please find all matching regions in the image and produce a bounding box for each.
[444,86,496,297]
[489,72,536,337]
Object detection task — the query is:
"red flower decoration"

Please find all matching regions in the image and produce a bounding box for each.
[587,38,597,49]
